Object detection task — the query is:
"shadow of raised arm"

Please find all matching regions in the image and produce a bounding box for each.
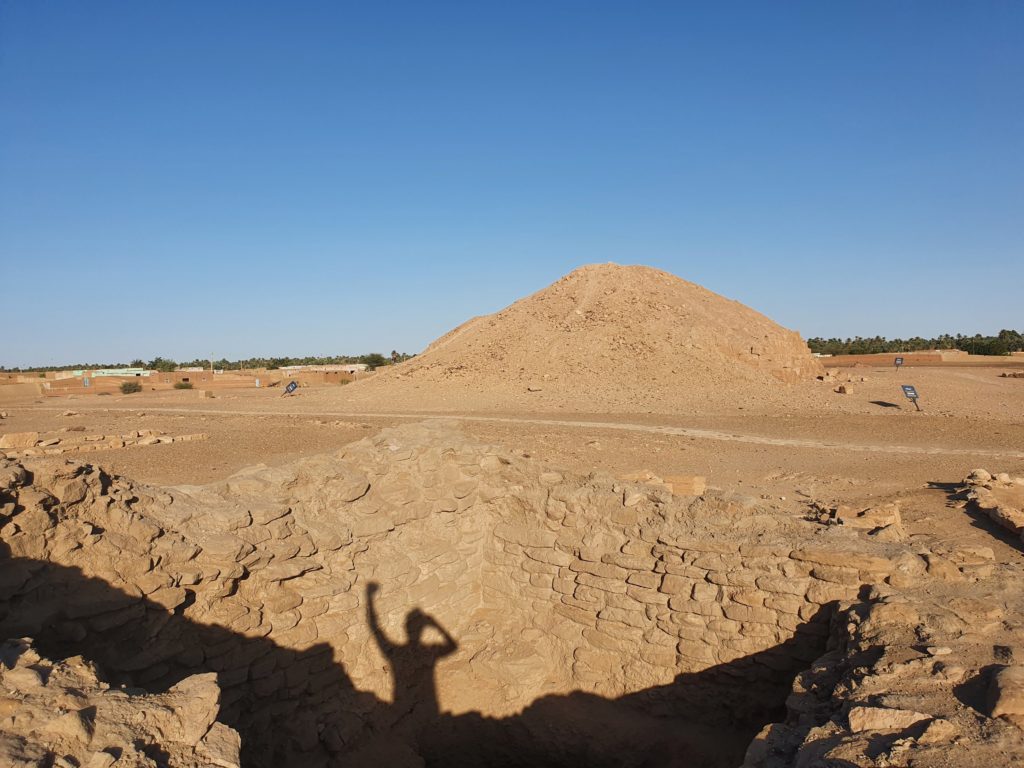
[365,581,396,658]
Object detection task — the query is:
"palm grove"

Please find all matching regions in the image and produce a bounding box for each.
[806,330,1023,357]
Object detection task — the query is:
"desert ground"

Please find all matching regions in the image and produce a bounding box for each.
[3,266,1024,767]
[3,361,1022,498]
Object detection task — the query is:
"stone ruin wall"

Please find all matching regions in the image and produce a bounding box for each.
[478,501,894,720]
[0,638,240,768]
[4,421,1021,766]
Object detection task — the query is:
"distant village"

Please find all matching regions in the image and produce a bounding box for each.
[0,359,403,396]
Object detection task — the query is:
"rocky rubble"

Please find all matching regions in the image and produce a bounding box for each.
[807,500,907,542]
[744,579,1024,766]
[964,469,1024,541]
[0,638,239,768]
[0,429,208,459]
[2,424,1023,766]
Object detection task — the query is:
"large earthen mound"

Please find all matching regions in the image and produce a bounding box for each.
[2,425,1023,767]
[349,264,822,412]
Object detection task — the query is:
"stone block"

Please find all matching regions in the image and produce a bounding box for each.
[601,552,656,571]
[661,475,707,496]
[810,564,860,585]
[805,581,853,605]
[989,666,1024,726]
[790,548,891,573]
[570,559,629,580]
[639,645,678,668]
[0,432,39,449]
[756,575,809,596]
[524,546,574,567]
[583,628,638,653]
[656,573,692,595]
[848,706,931,732]
[691,581,720,602]
[627,571,661,589]
[597,606,648,629]
[626,585,670,605]
[576,571,628,594]
[494,523,557,548]
[722,603,776,625]
[554,603,597,628]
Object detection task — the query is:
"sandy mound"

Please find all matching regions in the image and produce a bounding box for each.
[348,264,822,412]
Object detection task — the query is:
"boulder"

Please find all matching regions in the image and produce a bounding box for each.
[988,666,1024,727]
[0,432,39,450]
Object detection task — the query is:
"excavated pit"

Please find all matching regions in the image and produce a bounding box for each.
[1,422,898,767]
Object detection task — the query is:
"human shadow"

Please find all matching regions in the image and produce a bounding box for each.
[366,581,457,724]
[1,540,835,768]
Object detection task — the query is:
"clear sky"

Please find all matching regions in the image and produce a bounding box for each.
[2,2,1021,367]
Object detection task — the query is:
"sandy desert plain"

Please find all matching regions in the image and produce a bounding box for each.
[2,264,1024,768]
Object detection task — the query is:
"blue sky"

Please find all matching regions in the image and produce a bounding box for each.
[1,2,1021,366]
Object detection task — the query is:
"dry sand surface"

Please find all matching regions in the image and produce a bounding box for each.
[3,362,1021,498]
[3,265,1024,767]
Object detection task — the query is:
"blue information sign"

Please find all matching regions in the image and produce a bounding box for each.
[283,380,298,396]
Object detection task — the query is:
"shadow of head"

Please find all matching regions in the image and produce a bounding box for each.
[405,609,430,642]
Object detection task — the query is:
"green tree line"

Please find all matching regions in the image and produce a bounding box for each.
[807,330,1023,357]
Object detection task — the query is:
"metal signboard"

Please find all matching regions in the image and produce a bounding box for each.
[901,384,921,411]
[282,380,298,397]
[894,356,904,368]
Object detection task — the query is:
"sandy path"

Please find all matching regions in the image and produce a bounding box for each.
[17,405,1024,459]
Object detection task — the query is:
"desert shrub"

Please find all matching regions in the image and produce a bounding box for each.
[173,382,194,390]
[120,381,143,394]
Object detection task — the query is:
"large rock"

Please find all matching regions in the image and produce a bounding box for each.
[0,432,38,450]
[989,666,1024,727]
[0,638,239,768]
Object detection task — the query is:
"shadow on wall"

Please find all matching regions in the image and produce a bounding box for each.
[0,543,834,768]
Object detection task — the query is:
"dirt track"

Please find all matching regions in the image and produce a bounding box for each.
[12,404,1024,460]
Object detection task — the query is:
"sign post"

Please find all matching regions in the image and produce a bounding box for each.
[282,380,298,397]
[901,384,921,411]
[894,356,904,371]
